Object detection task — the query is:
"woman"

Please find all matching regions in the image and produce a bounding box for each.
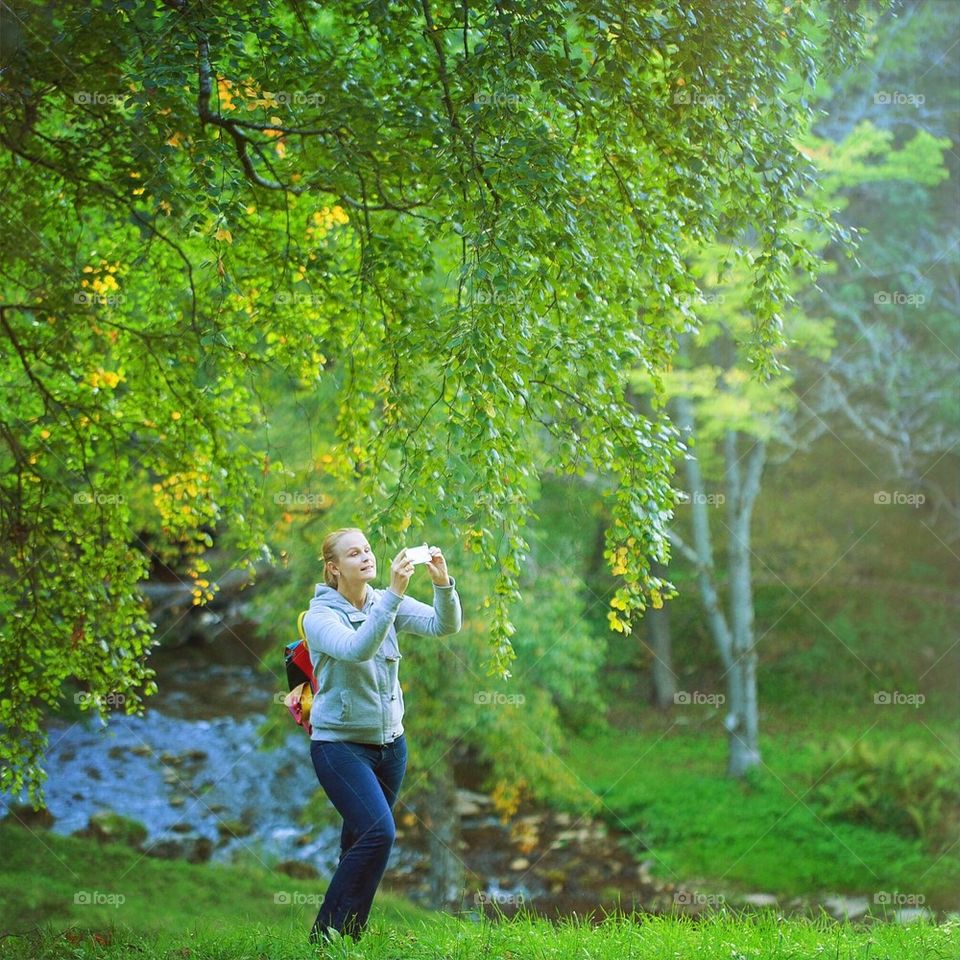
[303,527,462,944]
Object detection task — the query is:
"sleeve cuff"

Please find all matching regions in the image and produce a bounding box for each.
[433,575,456,590]
[383,587,405,608]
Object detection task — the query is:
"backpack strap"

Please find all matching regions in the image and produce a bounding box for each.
[297,609,308,641]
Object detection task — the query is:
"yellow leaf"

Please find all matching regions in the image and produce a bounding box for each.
[215,227,233,244]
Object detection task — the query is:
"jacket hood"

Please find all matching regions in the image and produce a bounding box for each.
[311,583,377,613]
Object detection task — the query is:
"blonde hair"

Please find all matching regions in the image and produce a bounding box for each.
[321,527,364,587]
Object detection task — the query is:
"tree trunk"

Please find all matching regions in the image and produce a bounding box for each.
[724,428,765,777]
[420,758,464,909]
[669,395,765,778]
[647,559,678,709]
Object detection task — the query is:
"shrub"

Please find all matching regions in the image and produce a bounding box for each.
[808,736,960,853]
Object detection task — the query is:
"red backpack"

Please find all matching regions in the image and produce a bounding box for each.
[283,611,317,735]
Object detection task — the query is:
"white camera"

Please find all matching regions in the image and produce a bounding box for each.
[405,544,432,565]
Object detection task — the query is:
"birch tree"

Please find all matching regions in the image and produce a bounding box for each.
[1,0,868,803]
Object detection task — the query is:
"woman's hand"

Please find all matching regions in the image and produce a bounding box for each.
[389,548,415,597]
[426,547,450,586]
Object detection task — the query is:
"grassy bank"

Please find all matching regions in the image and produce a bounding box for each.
[563,714,960,908]
[1,821,957,959]
[0,820,427,939]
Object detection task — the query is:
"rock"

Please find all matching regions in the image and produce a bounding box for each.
[170,822,195,834]
[894,907,935,924]
[743,893,778,907]
[275,859,320,880]
[542,868,566,893]
[455,789,490,817]
[73,811,147,849]
[130,744,152,757]
[143,834,214,863]
[554,812,572,827]
[216,818,253,839]
[824,896,870,920]
[2,802,55,830]
[509,857,530,871]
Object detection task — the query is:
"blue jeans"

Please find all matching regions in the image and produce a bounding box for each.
[308,735,407,942]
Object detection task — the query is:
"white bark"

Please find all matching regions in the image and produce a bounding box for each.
[670,395,766,777]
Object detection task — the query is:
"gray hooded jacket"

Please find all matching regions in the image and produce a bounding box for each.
[303,576,462,744]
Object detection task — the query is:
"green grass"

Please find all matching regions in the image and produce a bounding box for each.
[0,821,428,939]
[1,912,957,960]
[1,814,957,959]
[562,717,960,908]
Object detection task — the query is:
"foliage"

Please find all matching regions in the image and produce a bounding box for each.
[809,735,960,854]
[803,0,960,529]
[1,0,869,804]
[250,395,602,814]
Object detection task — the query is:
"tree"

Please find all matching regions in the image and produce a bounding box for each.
[804,1,960,540]
[0,0,867,804]
[629,116,950,777]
